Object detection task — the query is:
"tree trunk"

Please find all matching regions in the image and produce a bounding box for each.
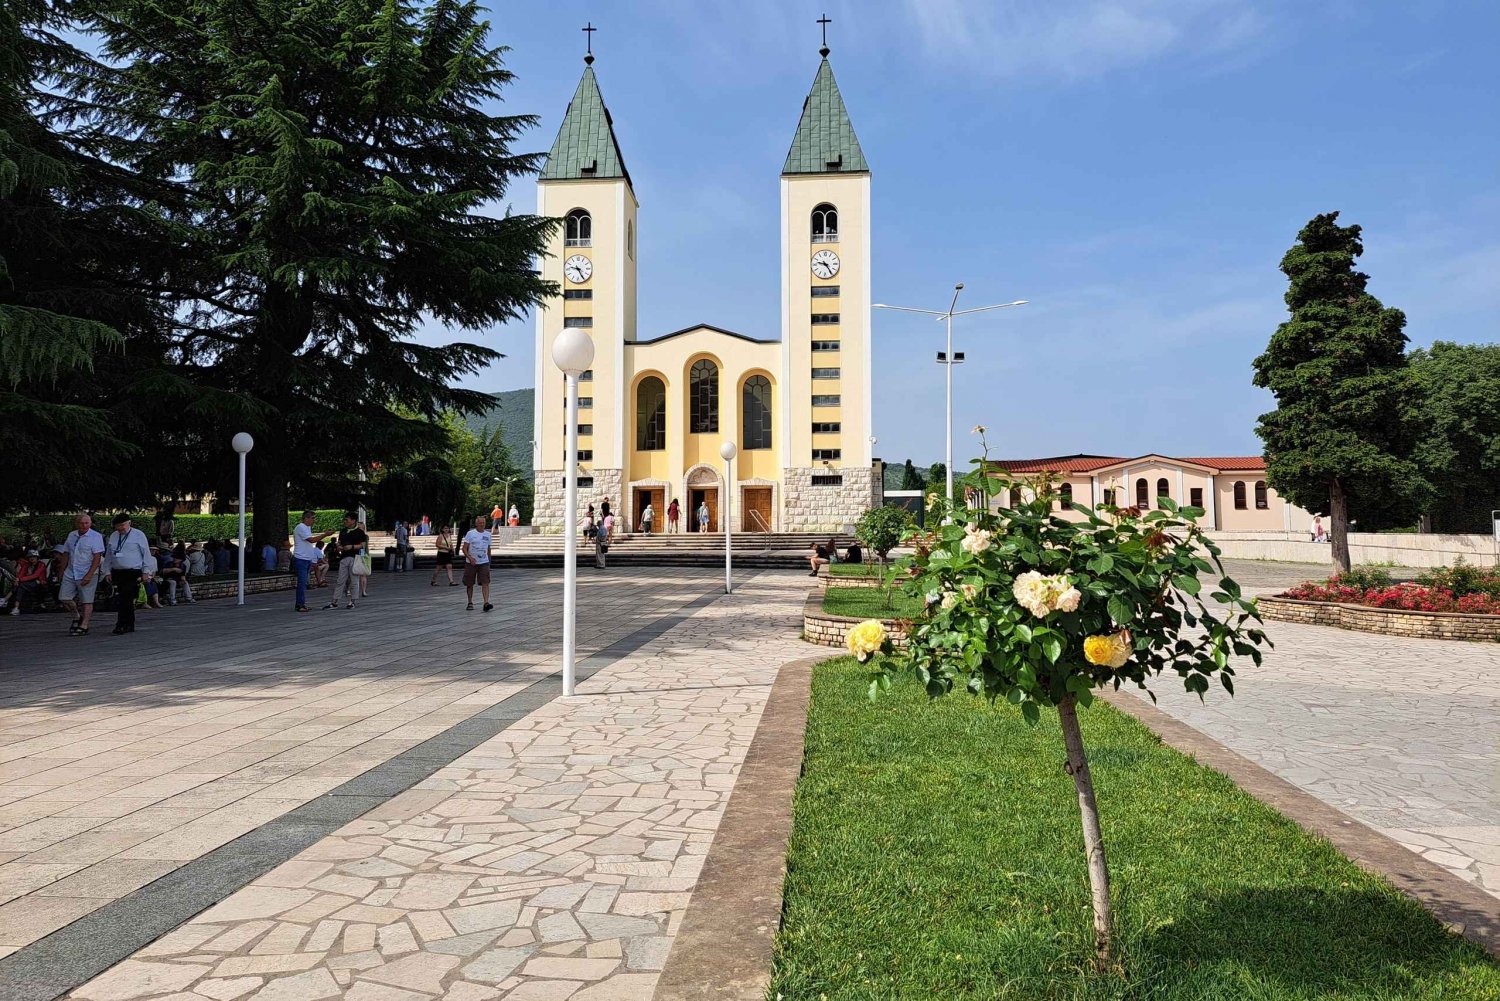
[250,444,290,551]
[1328,477,1351,574]
[1057,695,1114,966]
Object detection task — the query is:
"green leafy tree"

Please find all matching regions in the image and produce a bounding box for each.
[1409,342,1500,533]
[863,443,1268,965]
[854,505,911,605]
[85,0,555,547]
[1252,213,1428,571]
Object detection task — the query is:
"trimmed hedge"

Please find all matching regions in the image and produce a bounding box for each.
[1,510,344,545]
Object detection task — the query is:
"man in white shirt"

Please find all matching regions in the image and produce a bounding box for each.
[462,514,493,612]
[291,509,334,613]
[59,512,106,635]
[103,513,151,635]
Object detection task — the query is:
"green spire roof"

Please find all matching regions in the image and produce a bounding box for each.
[540,66,631,186]
[782,58,868,176]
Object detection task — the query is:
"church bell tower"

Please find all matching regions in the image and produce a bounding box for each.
[779,36,875,528]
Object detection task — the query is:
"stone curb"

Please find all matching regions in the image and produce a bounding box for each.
[653,655,822,1001]
[1258,595,1500,642]
[801,588,910,650]
[1100,689,1500,960]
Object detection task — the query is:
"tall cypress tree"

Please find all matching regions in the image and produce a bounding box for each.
[87,0,555,546]
[1252,212,1428,571]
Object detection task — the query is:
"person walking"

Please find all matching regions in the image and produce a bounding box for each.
[462,515,493,611]
[102,513,151,635]
[490,502,504,525]
[593,510,608,569]
[324,512,367,609]
[599,497,611,525]
[59,513,105,635]
[431,525,457,586]
[697,500,710,533]
[667,498,680,534]
[292,510,334,613]
[640,501,654,535]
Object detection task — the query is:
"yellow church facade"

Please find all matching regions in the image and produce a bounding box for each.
[531,50,877,533]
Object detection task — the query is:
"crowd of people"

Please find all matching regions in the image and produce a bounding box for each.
[1,513,222,631]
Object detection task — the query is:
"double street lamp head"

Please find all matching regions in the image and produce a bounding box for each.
[551,328,595,375]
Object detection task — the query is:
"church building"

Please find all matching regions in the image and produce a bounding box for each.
[530,39,876,533]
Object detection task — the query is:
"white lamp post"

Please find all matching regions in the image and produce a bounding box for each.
[552,328,595,697]
[720,440,737,595]
[874,286,1027,505]
[230,433,254,606]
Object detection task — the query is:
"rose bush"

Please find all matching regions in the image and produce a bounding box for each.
[865,437,1269,965]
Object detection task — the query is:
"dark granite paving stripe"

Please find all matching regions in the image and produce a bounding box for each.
[0,574,749,1001]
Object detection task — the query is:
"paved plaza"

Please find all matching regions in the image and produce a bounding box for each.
[0,558,1495,999]
[1139,561,1500,899]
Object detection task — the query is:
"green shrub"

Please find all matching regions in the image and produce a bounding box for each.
[1,510,343,547]
[1333,564,1394,591]
[1415,557,1500,598]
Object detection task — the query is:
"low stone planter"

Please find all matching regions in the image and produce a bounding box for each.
[802,590,910,650]
[1259,595,1500,643]
[817,571,887,589]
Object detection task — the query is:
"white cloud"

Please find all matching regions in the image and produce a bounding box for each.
[898,0,1267,80]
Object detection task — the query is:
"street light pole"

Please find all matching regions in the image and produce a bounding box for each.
[720,440,737,595]
[874,286,1028,506]
[231,433,254,606]
[552,329,595,698]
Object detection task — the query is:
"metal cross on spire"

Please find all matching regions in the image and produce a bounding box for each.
[817,13,831,57]
[582,22,596,65]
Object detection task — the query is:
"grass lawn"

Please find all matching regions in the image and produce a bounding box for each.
[828,561,904,581]
[771,658,1500,1000]
[822,584,924,619]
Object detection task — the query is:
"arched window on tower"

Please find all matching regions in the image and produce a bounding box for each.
[742,375,772,450]
[1135,478,1149,509]
[811,203,838,243]
[1156,478,1170,507]
[689,360,719,433]
[636,377,665,451]
[1255,480,1269,509]
[565,209,591,247]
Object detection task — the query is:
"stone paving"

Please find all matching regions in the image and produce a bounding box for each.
[4,569,815,1000]
[1138,560,1500,899]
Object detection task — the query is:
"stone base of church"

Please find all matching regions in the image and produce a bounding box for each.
[781,466,875,532]
[532,467,624,533]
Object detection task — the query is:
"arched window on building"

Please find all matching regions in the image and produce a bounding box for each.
[1102,487,1116,507]
[636,377,665,451]
[742,375,772,450]
[1255,480,1269,510]
[689,359,719,433]
[1156,478,1170,507]
[1135,478,1149,508]
[1233,481,1247,509]
[1009,487,1024,508]
[626,219,633,258]
[1059,482,1073,510]
[565,209,591,247]
[811,203,838,243]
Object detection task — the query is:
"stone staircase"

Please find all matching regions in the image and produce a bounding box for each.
[368,529,857,570]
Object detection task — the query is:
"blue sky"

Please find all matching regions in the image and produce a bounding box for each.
[439,0,1499,467]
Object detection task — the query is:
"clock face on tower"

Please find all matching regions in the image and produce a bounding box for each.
[564,255,593,284]
[810,249,840,279]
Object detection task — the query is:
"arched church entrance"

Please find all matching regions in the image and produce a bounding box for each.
[685,464,722,532]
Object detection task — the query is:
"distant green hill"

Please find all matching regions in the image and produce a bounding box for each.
[462,388,535,481]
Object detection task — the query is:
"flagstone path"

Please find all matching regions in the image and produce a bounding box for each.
[24,569,815,1001]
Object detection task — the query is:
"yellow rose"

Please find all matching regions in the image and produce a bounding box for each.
[846,619,887,662]
[1083,631,1131,670]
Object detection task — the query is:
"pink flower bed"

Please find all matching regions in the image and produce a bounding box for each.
[1281,579,1500,615]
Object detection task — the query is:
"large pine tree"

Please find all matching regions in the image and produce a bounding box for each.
[0,0,167,512]
[1253,212,1429,571]
[86,0,555,545]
